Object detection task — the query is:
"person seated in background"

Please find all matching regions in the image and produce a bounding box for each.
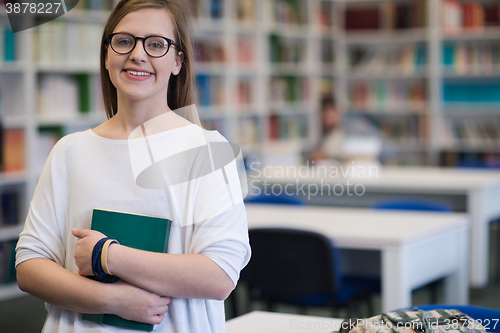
[309,94,382,167]
[310,94,345,163]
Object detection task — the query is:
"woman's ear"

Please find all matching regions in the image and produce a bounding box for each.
[172,51,184,75]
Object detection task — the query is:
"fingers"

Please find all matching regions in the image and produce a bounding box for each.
[71,228,91,239]
[160,296,172,305]
[149,313,164,325]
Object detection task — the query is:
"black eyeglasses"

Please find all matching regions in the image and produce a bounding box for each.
[107,32,178,58]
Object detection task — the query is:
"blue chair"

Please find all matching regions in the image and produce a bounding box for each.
[226,192,306,319]
[373,199,452,212]
[397,305,500,333]
[244,192,306,206]
[239,228,371,317]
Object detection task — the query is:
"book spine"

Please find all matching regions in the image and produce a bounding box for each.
[4,27,15,62]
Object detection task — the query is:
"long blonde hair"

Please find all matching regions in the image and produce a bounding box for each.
[100,0,196,118]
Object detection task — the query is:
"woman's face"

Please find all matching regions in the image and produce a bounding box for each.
[105,7,182,104]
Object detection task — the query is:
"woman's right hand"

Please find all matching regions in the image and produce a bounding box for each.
[106,280,172,325]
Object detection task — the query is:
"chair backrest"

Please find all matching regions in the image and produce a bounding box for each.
[373,199,452,212]
[241,228,339,301]
[244,193,306,206]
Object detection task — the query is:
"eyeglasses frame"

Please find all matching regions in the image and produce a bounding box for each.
[107,32,179,58]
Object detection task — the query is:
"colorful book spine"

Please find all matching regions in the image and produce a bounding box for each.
[4,27,15,62]
[268,34,306,64]
[196,75,224,108]
[269,76,310,104]
[443,82,500,103]
[0,240,18,286]
[2,128,25,173]
[1,191,19,227]
[442,42,500,74]
[193,40,226,63]
[268,114,307,141]
[349,81,426,111]
[442,0,500,34]
[272,0,307,26]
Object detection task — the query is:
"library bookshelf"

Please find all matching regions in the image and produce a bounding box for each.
[0,0,499,301]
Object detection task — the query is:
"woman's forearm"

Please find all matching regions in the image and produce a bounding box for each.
[17,258,109,313]
[17,258,172,325]
[106,245,234,300]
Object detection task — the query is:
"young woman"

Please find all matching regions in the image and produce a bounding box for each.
[15,1,250,332]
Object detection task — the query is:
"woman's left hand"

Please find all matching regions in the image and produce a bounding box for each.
[72,228,107,276]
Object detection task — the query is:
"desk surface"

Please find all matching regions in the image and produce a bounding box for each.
[226,311,343,333]
[245,204,469,249]
[256,166,500,193]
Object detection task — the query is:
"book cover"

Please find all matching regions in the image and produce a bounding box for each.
[81,208,172,331]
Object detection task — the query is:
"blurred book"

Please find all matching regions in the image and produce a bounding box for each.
[2,128,24,173]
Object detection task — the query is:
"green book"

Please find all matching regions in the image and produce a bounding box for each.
[82,208,172,331]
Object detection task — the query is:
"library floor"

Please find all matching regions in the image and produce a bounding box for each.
[2,227,500,333]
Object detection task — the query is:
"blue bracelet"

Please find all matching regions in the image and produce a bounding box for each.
[91,237,111,280]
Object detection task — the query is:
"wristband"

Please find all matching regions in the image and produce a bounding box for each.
[101,239,119,276]
[91,237,111,279]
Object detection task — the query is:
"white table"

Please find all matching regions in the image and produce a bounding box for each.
[226,311,343,333]
[249,166,500,288]
[245,204,470,312]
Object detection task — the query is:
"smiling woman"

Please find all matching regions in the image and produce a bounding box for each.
[14,1,251,333]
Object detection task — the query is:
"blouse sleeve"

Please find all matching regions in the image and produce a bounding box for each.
[187,131,251,287]
[15,137,70,267]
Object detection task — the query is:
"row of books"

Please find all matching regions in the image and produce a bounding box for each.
[345,1,426,31]
[34,20,102,65]
[379,117,422,146]
[236,0,256,24]
[194,39,227,63]
[321,39,334,64]
[349,81,427,111]
[441,151,500,168]
[38,74,104,118]
[269,114,307,141]
[349,45,427,75]
[0,127,25,173]
[191,0,224,20]
[236,116,260,146]
[317,1,334,32]
[272,0,308,26]
[0,239,17,286]
[237,79,253,106]
[443,42,500,74]
[0,25,15,62]
[269,76,311,104]
[196,75,224,108]
[443,82,500,103]
[1,191,19,227]
[269,34,306,64]
[237,37,254,65]
[442,118,500,149]
[442,0,500,35]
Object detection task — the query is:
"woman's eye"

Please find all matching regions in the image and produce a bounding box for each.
[117,39,132,45]
[149,42,164,49]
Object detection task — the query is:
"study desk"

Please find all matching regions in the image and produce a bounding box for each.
[226,311,343,333]
[245,204,470,312]
[250,166,500,288]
